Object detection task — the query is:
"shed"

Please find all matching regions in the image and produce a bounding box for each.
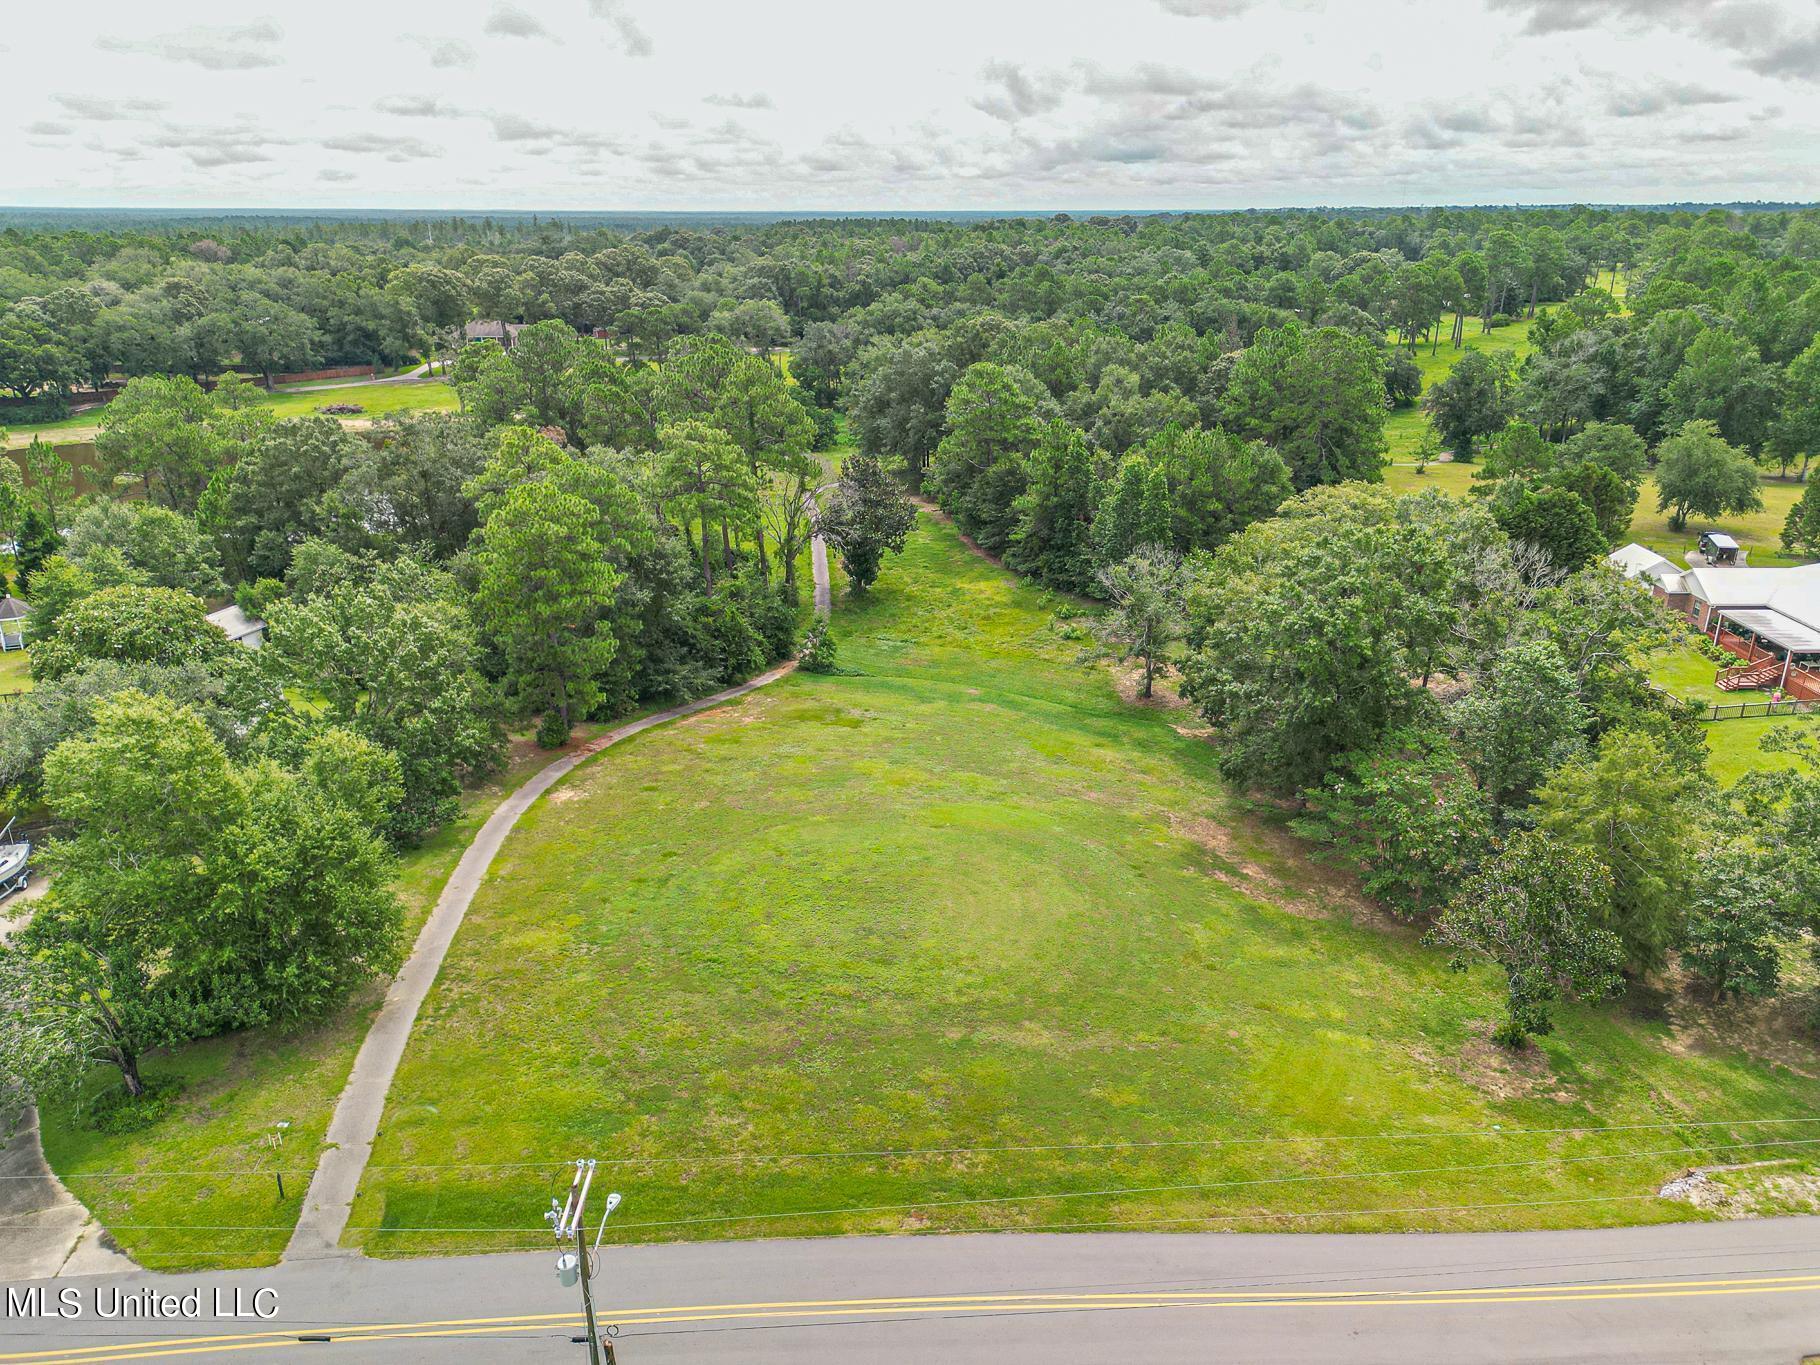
[206,603,266,649]
[1698,531,1743,566]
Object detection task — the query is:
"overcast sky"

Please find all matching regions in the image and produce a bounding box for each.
[6,0,1818,210]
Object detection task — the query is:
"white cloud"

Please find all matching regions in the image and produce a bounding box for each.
[588,0,654,56]
[375,94,452,118]
[412,35,476,68]
[53,94,166,121]
[705,92,774,110]
[97,19,284,70]
[1153,0,1256,15]
[1,0,1815,209]
[321,132,443,160]
[1489,0,1820,84]
[482,4,550,40]
[973,61,1071,122]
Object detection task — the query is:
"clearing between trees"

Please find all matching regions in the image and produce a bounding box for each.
[340,514,1820,1258]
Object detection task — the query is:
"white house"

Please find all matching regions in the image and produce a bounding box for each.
[206,603,266,649]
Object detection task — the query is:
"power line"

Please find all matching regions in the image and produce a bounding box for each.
[349,1114,1820,1172]
[29,1113,1820,1183]
[61,1133,1820,1237]
[560,1134,1820,1236]
[103,1192,1672,1256]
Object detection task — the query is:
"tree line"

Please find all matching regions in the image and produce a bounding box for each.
[7,203,1788,415]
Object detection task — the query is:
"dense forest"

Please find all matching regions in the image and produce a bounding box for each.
[3,202,1820,1104]
[7,205,1805,402]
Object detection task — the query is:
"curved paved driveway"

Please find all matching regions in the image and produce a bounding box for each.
[285,524,830,1261]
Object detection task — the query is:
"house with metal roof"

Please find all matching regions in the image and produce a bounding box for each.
[462,320,525,350]
[1608,542,1680,588]
[1608,544,1820,694]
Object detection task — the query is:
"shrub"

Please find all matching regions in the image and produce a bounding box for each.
[0,396,71,424]
[534,708,572,748]
[798,620,837,673]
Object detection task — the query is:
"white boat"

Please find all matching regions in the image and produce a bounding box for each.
[0,819,30,902]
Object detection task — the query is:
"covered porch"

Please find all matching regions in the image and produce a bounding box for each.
[1710,607,1820,698]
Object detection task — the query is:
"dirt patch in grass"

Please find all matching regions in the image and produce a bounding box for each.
[1659,964,1820,1082]
[1170,812,1278,888]
[1413,1026,1579,1105]
[673,691,779,735]
[1458,1036,1577,1104]
[1168,802,1413,938]
[1166,809,1395,932]
[1111,664,1189,711]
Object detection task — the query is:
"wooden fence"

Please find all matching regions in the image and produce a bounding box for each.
[1703,698,1820,721]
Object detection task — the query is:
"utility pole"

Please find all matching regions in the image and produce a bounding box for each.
[548,1159,623,1364]
[576,1211,603,1364]
[270,1121,291,1201]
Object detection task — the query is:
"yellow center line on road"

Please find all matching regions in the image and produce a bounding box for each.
[9,1272,1820,1364]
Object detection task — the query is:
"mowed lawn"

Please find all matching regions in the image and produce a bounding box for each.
[259,379,460,422]
[1380,278,1808,572]
[1383,464,1808,570]
[0,647,31,694]
[349,513,1820,1258]
[1643,642,1820,784]
[2,379,459,448]
[1384,315,1544,462]
[1625,476,1807,568]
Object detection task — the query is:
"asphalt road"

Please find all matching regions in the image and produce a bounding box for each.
[5,1221,1820,1364]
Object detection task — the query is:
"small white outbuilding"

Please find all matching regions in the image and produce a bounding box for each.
[206,603,266,649]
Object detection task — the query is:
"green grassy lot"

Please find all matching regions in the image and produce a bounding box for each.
[1645,643,1732,706]
[1383,459,1480,497]
[36,728,603,1270]
[258,380,459,422]
[347,513,1820,1259]
[1624,477,1806,569]
[1701,715,1820,788]
[1643,641,1819,784]
[0,647,32,695]
[1379,299,1807,571]
[1384,316,1545,463]
[2,380,459,448]
[1383,465,1807,570]
[0,408,110,439]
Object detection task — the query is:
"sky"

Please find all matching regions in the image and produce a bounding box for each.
[5,0,1818,211]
